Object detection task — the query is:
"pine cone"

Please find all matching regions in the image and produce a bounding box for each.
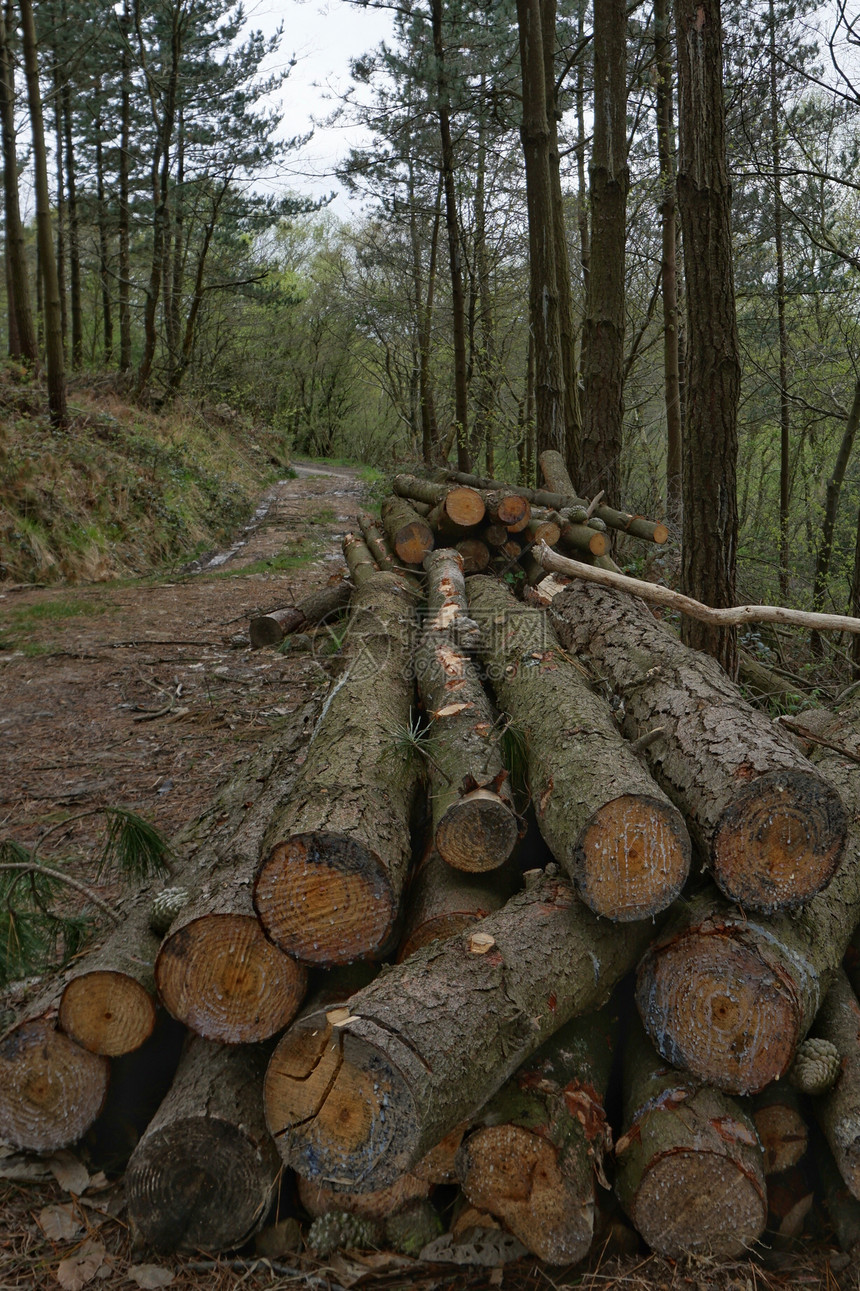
[307,1210,381,1257]
[150,886,190,937]
[788,1037,841,1094]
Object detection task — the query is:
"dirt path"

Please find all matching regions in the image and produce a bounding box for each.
[0,465,366,860]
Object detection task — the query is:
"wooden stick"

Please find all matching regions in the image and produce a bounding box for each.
[537,543,860,635]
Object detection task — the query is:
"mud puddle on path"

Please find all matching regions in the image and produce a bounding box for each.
[0,465,366,857]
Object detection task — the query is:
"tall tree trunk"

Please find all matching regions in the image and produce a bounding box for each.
[473,98,497,476]
[675,0,740,675]
[574,0,589,299]
[431,0,470,470]
[20,0,66,427]
[417,172,442,464]
[851,494,860,678]
[655,0,681,523]
[517,0,566,462]
[118,0,132,371]
[0,1,35,361]
[60,29,82,369]
[52,66,68,355]
[542,0,581,483]
[769,0,791,596]
[94,80,112,364]
[579,0,628,504]
[815,376,860,655]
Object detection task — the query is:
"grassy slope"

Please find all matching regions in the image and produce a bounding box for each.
[0,365,292,584]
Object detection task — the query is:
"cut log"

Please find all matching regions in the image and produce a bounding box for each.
[466,577,690,921]
[393,474,486,529]
[154,706,316,1043]
[297,1170,429,1223]
[482,522,509,549]
[417,550,519,872]
[539,448,577,496]
[526,515,562,548]
[614,1021,766,1259]
[810,968,860,1199]
[752,1086,809,1175]
[126,1036,280,1253]
[484,490,530,533]
[396,848,517,961]
[455,538,491,573]
[343,531,379,585]
[549,580,847,912]
[438,468,670,544]
[263,869,656,1192]
[0,1018,110,1152]
[455,1006,617,1264]
[254,570,419,965]
[381,495,435,565]
[249,581,351,649]
[358,511,420,586]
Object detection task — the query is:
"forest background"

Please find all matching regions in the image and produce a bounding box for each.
[1,0,859,691]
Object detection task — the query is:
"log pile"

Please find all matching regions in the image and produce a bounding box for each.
[8,454,860,1274]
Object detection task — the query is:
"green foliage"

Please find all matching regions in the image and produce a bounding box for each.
[0,841,92,989]
[499,719,531,813]
[97,808,173,882]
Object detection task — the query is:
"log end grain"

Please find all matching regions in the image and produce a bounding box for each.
[630,1148,766,1259]
[575,794,690,922]
[713,769,847,912]
[394,521,435,565]
[457,1124,593,1265]
[435,790,519,873]
[126,1116,276,1251]
[155,914,308,1043]
[636,923,801,1095]
[446,487,486,529]
[264,1014,417,1189]
[58,970,156,1057]
[254,832,398,966]
[0,1019,110,1152]
[753,1100,808,1176]
[455,539,491,573]
[249,609,303,649]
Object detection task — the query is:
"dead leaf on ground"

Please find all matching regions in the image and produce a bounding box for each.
[0,1153,52,1182]
[56,1239,105,1289]
[127,1264,175,1288]
[38,1203,84,1242]
[327,1250,415,1286]
[47,1151,90,1195]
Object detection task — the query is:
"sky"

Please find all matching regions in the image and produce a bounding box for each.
[248,0,397,214]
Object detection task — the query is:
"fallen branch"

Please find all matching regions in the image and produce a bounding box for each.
[0,863,121,922]
[537,544,860,636]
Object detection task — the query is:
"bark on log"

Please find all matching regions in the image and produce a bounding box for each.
[527,515,562,547]
[614,1022,766,1258]
[455,1006,617,1264]
[343,532,379,586]
[254,571,419,965]
[263,870,656,1192]
[396,848,517,961]
[0,1018,110,1151]
[126,1036,280,1253]
[154,706,316,1043]
[381,495,435,565]
[438,468,669,543]
[752,1086,809,1176]
[810,968,860,1199]
[539,448,577,496]
[467,577,690,921]
[249,582,351,649]
[417,550,519,872]
[297,1171,429,1223]
[557,521,608,558]
[818,1129,860,1255]
[549,580,847,912]
[392,474,485,529]
[358,512,420,587]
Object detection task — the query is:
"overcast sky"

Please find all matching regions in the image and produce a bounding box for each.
[249,0,396,214]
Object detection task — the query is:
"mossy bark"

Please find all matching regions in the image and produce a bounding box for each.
[467,576,690,921]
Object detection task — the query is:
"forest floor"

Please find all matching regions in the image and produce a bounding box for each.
[0,465,857,1290]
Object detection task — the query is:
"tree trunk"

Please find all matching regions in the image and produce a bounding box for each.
[675,0,740,673]
[381,494,436,564]
[549,581,846,913]
[249,581,351,649]
[263,869,656,1192]
[468,577,690,921]
[812,375,860,654]
[418,174,442,463]
[768,0,791,596]
[430,0,469,471]
[52,67,68,353]
[94,80,112,364]
[417,549,519,872]
[254,572,419,965]
[19,0,67,428]
[126,1036,280,1252]
[456,1005,617,1264]
[655,0,681,523]
[60,56,82,368]
[810,968,860,1199]
[397,846,514,961]
[852,498,860,678]
[0,1,36,361]
[614,1021,766,1258]
[118,0,132,371]
[0,1019,109,1151]
[579,0,628,504]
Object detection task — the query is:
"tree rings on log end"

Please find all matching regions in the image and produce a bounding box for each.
[58,970,156,1057]
[713,769,847,912]
[254,832,397,966]
[264,1016,418,1189]
[435,790,519,873]
[575,794,690,922]
[631,1149,766,1258]
[445,487,486,529]
[457,1124,593,1265]
[126,1117,276,1252]
[155,914,307,1043]
[394,521,435,565]
[0,1019,109,1152]
[636,924,801,1095]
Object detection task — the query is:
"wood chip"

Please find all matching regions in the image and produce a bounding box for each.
[468,933,495,954]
